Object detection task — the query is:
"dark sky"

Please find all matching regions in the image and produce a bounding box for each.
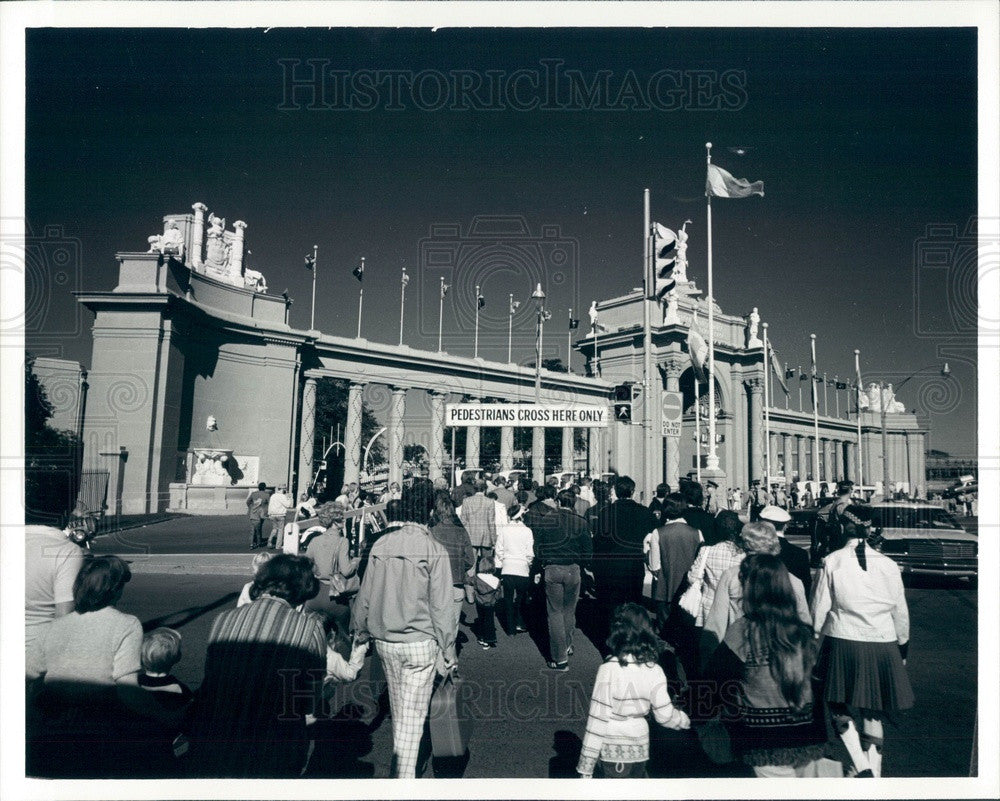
[24,27,978,456]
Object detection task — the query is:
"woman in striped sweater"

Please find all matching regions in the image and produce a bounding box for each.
[577,604,690,778]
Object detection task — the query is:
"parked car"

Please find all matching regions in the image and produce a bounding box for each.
[868,501,977,578]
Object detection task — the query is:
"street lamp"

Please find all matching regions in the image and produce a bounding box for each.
[878,363,950,497]
[532,283,547,404]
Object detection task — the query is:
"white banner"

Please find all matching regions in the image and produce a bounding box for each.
[445,403,608,428]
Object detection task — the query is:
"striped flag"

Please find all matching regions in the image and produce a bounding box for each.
[687,327,709,384]
[706,163,764,199]
[771,349,789,395]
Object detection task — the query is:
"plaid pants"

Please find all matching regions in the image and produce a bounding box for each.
[375,638,440,778]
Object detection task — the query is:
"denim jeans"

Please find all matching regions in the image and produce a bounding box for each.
[543,564,581,663]
[501,574,530,633]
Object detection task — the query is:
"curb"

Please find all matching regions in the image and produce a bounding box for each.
[123,553,260,575]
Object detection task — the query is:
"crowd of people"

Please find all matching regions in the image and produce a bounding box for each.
[24,471,913,780]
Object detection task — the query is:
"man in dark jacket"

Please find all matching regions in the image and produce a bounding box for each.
[654,493,702,678]
[530,489,592,670]
[591,476,658,648]
[759,504,811,597]
[649,482,670,525]
[679,478,718,545]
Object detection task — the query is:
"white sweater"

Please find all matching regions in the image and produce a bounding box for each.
[495,520,534,577]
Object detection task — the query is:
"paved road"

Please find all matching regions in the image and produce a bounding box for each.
[112,569,978,779]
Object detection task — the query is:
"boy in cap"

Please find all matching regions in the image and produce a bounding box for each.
[759,504,811,597]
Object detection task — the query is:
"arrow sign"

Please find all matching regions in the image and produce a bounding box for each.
[662,390,683,437]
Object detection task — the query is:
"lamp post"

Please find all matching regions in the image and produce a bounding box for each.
[877,363,950,495]
[532,283,547,404]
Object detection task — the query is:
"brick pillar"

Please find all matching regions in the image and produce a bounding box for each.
[296,377,317,499]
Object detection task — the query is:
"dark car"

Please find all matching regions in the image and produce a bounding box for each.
[868,502,976,578]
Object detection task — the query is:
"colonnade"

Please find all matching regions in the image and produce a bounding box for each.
[296,378,607,496]
[763,430,858,484]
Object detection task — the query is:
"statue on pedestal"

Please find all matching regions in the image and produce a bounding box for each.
[674,220,692,283]
[147,220,185,259]
[746,307,762,348]
[244,269,268,294]
[204,213,231,276]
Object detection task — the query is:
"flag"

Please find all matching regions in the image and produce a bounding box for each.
[652,223,677,300]
[569,316,580,330]
[785,366,796,379]
[771,349,789,395]
[440,282,450,300]
[510,298,521,315]
[799,367,807,381]
[706,163,764,199]
[401,270,409,287]
[687,327,709,384]
[477,291,486,309]
[541,309,552,322]
[352,261,364,282]
[836,380,848,390]
[304,253,315,270]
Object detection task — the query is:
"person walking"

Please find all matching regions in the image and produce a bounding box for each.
[246,482,271,549]
[495,499,534,635]
[576,604,690,778]
[351,483,456,778]
[648,483,670,525]
[705,554,828,777]
[811,505,913,778]
[429,490,476,648]
[266,486,293,549]
[590,476,658,646]
[759,505,811,597]
[679,479,718,545]
[303,501,357,635]
[532,489,593,671]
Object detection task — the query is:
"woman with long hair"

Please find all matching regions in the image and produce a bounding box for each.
[576,604,690,778]
[706,554,828,777]
[811,505,912,778]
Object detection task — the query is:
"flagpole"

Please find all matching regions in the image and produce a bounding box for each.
[643,188,654,502]
[438,277,445,353]
[474,284,481,359]
[592,319,599,377]
[567,309,572,373]
[784,362,790,409]
[507,294,514,363]
[810,334,820,482]
[356,257,364,339]
[705,144,719,478]
[823,372,829,417]
[309,244,318,330]
[695,378,702,484]
[798,366,803,412]
[399,267,407,346]
[855,349,864,487]
[763,322,771,487]
[834,376,840,418]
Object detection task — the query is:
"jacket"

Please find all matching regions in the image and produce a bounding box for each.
[533,508,593,568]
[592,499,657,588]
[351,523,456,659]
[458,493,498,549]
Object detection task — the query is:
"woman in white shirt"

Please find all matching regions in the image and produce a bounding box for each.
[811,506,913,778]
[577,603,690,778]
[495,500,533,635]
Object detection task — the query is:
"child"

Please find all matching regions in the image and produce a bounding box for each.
[138,627,192,708]
[577,604,690,778]
[237,551,272,607]
[325,625,369,683]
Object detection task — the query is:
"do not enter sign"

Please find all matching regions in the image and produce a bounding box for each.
[662,390,682,437]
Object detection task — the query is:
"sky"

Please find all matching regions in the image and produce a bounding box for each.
[23,26,979,457]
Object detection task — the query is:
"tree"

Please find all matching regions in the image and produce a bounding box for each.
[25,354,80,524]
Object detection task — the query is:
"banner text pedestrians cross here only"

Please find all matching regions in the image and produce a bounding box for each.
[445,403,608,428]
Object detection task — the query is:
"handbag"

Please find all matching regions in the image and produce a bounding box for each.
[678,550,708,618]
[428,672,474,758]
[329,536,361,599]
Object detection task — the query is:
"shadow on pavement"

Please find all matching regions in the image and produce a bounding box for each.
[142,591,238,632]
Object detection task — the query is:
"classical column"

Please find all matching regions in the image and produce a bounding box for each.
[588,425,604,476]
[231,220,247,279]
[465,397,481,469]
[797,435,808,481]
[831,440,842,481]
[295,377,317,499]
[343,382,365,486]
[560,427,575,473]
[428,390,447,482]
[500,426,515,473]
[191,202,207,269]
[782,434,794,482]
[769,432,780,478]
[845,441,857,484]
[388,386,407,488]
[746,378,764,483]
[664,358,683,490]
[532,426,545,485]
[822,438,833,483]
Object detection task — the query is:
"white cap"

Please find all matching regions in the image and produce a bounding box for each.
[759,505,791,523]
